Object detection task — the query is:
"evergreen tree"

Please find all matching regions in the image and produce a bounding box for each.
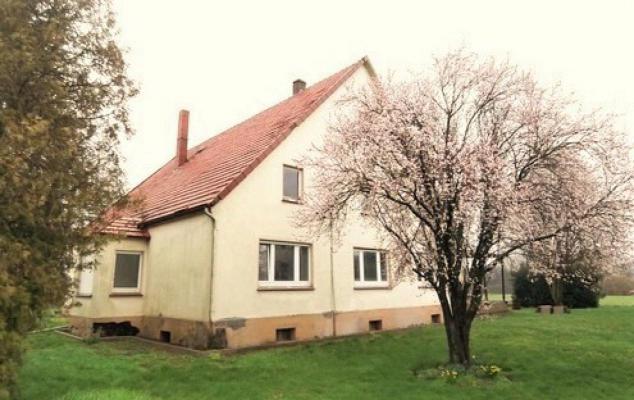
[0,1,135,396]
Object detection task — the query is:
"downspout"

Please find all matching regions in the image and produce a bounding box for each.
[329,218,337,337]
[203,207,215,327]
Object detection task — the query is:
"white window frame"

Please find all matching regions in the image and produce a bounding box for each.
[77,267,94,296]
[282,165,303,203]
[258,241,311,288]
[354,248,389,288]
[112,250,143,294]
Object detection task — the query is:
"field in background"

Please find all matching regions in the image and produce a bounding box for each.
[19,297,634,400]
[485,293,634,306]
[485,293,506,302]
[600,295,634,306]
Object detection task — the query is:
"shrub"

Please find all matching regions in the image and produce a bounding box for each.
[563,279,600,308]
[513,264,600,308]
[476,364,502,378]
[512,265,552,307]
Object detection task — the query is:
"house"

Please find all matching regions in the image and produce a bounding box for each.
[69,57,442,350]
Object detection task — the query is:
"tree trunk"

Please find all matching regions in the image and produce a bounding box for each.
[550,278,563,305]
[437,291,473,367]
[445,315,471,366]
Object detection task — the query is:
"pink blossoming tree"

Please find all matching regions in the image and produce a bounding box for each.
[301,50,634,366]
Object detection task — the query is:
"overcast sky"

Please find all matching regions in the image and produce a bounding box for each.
[112,0,634,188]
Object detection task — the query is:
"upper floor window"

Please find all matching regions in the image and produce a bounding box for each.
[283,165,302,202]
[113,251,142,293]
[354,248,389,288]
[259,241,310,288]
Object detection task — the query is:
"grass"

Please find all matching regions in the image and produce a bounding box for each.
[18,296,634,400]
[486,294,634,306]
[600,295,634,306]
[485,293,507,302]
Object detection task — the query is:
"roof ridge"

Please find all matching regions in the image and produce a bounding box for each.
[187,58,366,159]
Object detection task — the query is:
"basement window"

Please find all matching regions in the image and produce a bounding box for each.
[258,241,311,288]
[431,314,441,324]
[282,165,302,202]
[112,251,142,293]
[354,249,389,288]
[369,320,383,331]
[160,330,171,343]
[276,327,296,342]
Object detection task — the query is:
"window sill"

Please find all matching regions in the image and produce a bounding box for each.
[354,285,392,291]
[109,292,143,297]
[281,198,303,204]
[257,286,314,292]
[75,294,93,298]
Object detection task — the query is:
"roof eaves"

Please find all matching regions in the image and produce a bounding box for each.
[137,203,209,228]
[97,229,151,239]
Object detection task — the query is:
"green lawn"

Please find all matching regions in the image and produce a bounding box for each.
[600,295,634,306]
[19,297,634,400]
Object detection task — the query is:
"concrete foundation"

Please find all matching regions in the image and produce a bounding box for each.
[69,304,443,350]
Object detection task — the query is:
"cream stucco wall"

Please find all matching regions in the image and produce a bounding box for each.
[143,213,212,321]
[70,237,148,318]
[210,64,439,322]
[70,213,212,324]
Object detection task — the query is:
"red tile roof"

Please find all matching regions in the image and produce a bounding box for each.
[101,58,367,238]
[98,215,148,238]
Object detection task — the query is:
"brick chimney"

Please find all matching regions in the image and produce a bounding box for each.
[293,79,306,95]
[176,109,189,166]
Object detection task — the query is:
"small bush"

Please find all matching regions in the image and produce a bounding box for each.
[563,279,600,308]
[512,265,552,307]
[476,364,502,378]
[414,362,505,384]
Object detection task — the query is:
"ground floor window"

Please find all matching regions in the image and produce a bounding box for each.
[354,248,389,288]
[259,241,310,288]
[77,268,94,296]
[113,251,142,293]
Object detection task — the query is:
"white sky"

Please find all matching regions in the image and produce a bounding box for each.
[113,0,634,188]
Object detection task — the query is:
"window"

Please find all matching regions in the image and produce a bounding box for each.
[369,320,383,331]
[276,327,296,342]
[160,330,171,343]
[113,252,142,292]
[77,268,94,296]
[259,241,310,287]
[283,165,302,202]
[353,249,388,288]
